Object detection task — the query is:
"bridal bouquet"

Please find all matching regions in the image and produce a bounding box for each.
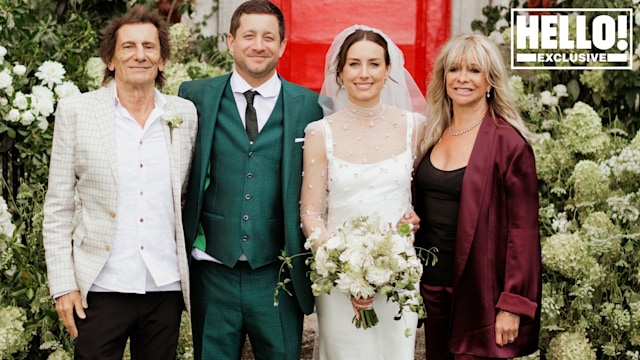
[305,216,428,332]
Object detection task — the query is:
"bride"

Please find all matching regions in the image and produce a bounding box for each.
[299,25,428,360]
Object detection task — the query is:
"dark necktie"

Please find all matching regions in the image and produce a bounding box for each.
[244,90,259,142]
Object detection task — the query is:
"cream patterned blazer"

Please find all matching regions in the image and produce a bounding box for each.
[43,81,197,312]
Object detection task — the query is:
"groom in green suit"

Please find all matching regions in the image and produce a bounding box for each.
[178,1,323,359]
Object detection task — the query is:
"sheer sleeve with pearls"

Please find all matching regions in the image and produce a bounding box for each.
[299,120,330,246]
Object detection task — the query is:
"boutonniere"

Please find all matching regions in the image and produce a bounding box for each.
[162,111,183,144]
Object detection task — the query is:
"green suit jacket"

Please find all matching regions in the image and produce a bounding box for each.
[179,74,323,314]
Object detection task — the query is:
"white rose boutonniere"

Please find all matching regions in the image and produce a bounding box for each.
[162,111,183,144]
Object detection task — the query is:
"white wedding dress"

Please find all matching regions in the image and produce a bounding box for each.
[300,102,424,360]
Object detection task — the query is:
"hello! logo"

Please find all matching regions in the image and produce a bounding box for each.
[511,8,633,70]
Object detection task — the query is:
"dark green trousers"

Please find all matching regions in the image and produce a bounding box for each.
[190,259,303,360]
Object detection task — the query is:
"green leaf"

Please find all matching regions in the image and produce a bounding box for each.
[567,78,580,101]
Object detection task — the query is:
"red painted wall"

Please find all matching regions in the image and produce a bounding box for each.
[272,0,450,95]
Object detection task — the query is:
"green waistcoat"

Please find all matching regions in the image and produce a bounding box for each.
[198,84,285,268]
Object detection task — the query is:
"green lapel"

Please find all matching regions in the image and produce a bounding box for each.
[179,74,230,247]
[280,80,306,204]
[191,74,230,216]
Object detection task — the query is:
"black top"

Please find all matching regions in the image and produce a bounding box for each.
[414,147,465,286]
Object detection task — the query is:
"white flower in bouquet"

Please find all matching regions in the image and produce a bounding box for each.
[0,45,7,60]
[35,60,66,88]
[304,216,427,332]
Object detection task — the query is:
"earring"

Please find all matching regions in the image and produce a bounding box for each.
[486,90,491,99]
[341,84,345,89]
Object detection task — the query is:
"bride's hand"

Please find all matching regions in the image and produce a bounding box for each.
[398,208,420,235]
[350,295,375,319]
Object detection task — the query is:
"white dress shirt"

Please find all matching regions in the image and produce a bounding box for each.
[191,71,282,263]
[91,89,181,293]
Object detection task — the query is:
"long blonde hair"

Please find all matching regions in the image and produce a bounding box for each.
[422,33,534,151]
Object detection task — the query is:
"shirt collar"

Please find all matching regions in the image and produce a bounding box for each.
[230,71,281,99]
[112,84,167,112]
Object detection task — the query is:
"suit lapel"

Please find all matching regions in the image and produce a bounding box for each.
[162,99,181,204]
[454,114,495,288]
[96,82,118,184]
[193,76,228,212]
[280,81,303,201]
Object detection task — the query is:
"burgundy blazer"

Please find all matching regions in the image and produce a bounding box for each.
[449,114,541,358]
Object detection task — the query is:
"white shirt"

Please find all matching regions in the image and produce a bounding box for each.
[91,89,181,293]
[232,70,282,132]
[191,71,282,263]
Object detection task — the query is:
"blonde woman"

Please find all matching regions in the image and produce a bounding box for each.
[413,33,541,359]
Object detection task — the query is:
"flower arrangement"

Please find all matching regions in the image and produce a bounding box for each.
[0,47,79,138]
[303,216,428,333]
[517,90,640,359]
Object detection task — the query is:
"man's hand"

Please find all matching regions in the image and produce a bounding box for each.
[398,208,420,234]
[55,290,86,338]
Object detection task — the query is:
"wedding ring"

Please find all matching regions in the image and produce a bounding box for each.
[508,338,515,343]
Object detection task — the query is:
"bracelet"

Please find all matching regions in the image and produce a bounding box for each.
[499,310,520,318]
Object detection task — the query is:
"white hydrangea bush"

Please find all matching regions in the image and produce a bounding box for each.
[513,85,640,357]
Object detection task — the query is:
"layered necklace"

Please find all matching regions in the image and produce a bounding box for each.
[449,114,484,136]
[346,101,386,127]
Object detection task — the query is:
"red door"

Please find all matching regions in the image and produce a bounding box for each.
[271,0,450,94]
